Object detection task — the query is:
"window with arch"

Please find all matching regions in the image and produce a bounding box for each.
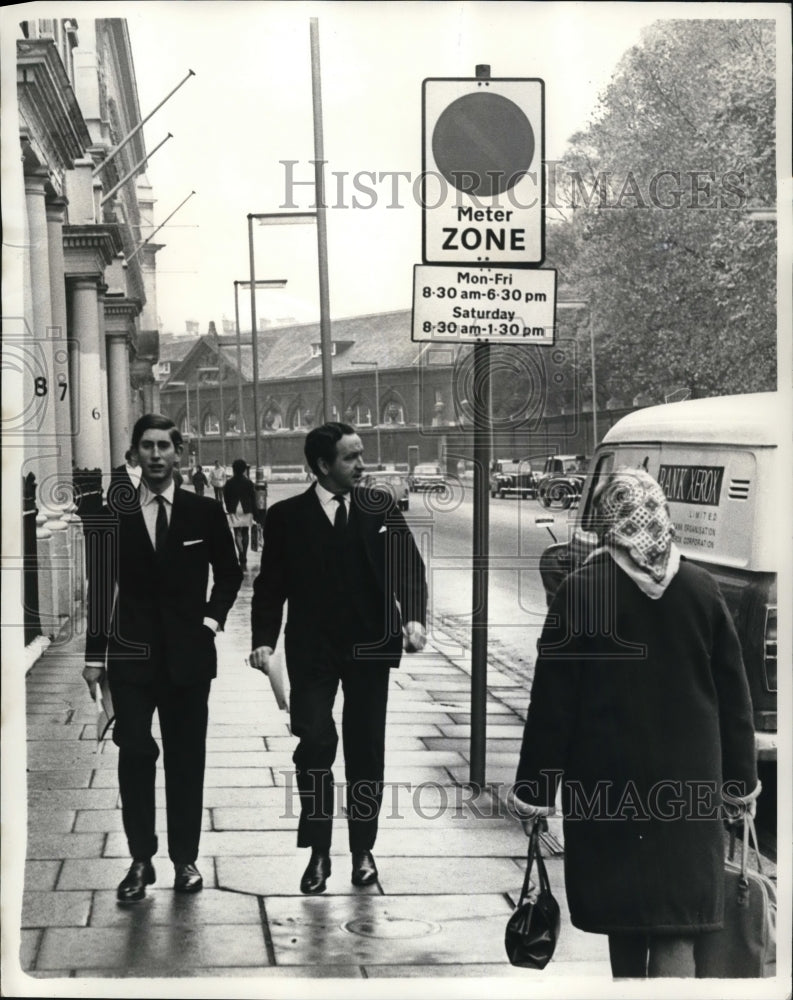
[226,409,244,434]
[263,406,283,431]
[289,404,305,430]
[352,401,372,427]
[383,396,406,425]
[203,411,220,435]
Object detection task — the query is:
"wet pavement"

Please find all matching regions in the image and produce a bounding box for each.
[14,560,617,985]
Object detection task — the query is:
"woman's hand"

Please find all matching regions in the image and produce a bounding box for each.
[723,780,762,823]
[507,787,552,836]
[82,664,106,700]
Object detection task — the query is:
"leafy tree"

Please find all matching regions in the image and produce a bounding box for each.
[548,19,776,404]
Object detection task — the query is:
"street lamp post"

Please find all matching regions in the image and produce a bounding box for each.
[218,355,226,469]
[195,374,201,467]
[232,282,246,454]
[218,362,226,466]
[350,360,381,467]
[169,381,190,466]
[198,366,224,465]
[558,300,597,451]
[234,275,288,478]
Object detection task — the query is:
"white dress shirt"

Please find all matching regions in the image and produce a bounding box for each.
[125,463,142,488]
[139,479,218,634]
[314,481,351,525]
[139,480,174,547]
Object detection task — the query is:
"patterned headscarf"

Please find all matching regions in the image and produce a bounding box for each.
[592,467,677,585]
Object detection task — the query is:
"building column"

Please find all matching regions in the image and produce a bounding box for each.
[45,196,74,481]
[130,356,158,419]
[26,171,71,634]
[145,379,160,413]
[106,332,132,466]
[47,197,85,629]
[69,278,108,472]
[24,170,60,499]
[96,284,113,474]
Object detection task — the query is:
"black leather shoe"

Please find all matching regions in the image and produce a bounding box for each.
[174,862,203,893]
[117,860,155,903]
[300,850,331,894]
[351,850,378,886]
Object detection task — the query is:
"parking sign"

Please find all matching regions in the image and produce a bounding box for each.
[422,78,544,266]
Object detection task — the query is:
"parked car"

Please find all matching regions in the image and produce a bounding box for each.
[490,459,538,499]
[408,463,446,492]
[536,454,588,508]
[538,391,780,763]
[361,469,409,510]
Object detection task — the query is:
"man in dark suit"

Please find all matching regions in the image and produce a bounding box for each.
[223,458,257,570]
[250,422,428,893]
[83,414,242,903]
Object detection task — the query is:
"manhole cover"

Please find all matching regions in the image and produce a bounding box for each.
[342,916,442,939]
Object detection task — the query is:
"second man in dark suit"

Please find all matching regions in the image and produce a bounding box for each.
[250,422,428,893]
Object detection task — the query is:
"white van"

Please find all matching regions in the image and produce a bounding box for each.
[539,391,782,761]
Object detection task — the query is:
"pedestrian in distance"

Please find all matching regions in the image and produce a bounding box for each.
[209,459,228,501]
[83,414,243,903]
[106,449,142,511]
[223,458,256,570]
[510,466,759,978]
[249,422,428,894]
[191,464,208,497]
[122,448,142,487]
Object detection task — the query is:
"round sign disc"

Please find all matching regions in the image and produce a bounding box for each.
[432,92,535,197]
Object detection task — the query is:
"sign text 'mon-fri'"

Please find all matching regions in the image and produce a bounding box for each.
[411,264,556,344]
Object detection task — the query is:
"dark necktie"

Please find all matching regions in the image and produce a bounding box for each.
[154,495,168,553]
[333,493,347,532]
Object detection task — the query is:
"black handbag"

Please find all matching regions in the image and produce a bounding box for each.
[695,816,776,978]
[505,822,561,969]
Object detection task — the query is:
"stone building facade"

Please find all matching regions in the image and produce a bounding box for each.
[157,310,618,478]
[4,16,161,660]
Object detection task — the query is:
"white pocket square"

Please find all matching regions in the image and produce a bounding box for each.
[183,539,203,547]
[378,525,387,534]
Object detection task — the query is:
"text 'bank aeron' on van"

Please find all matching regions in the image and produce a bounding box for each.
[540,391,784,763]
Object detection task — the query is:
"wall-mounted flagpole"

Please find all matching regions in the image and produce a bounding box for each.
[93,69,195,177]
[126,191,196,262]
[100,133,173,206]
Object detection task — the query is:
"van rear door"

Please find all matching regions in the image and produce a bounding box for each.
[656,444,776,752]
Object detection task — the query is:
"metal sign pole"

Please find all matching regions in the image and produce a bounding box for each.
[469,63,492,789]
[310,18,333,424]
[417,60,547,788]
[470,340,491,788]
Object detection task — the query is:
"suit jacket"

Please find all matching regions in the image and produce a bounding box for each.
[106,463,141,512]
[85,487,243,684]
[223,475,256,515]
[251,484,427,670]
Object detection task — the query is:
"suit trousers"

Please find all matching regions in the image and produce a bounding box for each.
[287,648,391,852]
[109,671,211,863]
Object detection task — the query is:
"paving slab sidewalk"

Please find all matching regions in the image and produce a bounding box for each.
[14,567,612,987]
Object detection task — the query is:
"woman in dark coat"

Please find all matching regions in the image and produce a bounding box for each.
[511,467,759,978]
[223,458,256,570]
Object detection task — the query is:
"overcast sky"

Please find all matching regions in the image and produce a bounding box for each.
[3,1,787,334]
[126,0,663,333]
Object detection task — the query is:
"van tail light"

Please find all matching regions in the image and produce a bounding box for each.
[763,605,777,693]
